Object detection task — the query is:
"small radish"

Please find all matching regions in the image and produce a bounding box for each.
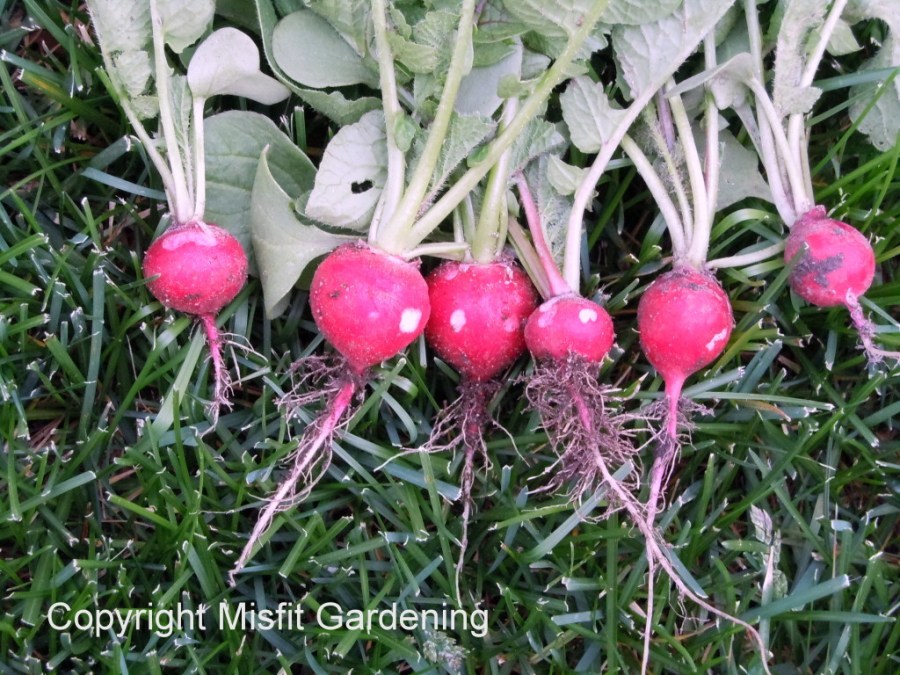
[230,242,429,581]
[785,207,897,364]
[143,220,248,412]
[422,257,537,601]
[511,176,636,502]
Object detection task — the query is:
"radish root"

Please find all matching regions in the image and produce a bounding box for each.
[845,292,900,367]
[417,379,500,604]
[229,357,363,584]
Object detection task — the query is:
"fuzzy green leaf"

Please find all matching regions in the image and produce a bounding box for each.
[272,10,377,88]
[429,113,497,192]
[560,76,628,153]
[305,111,387,231]
[156,0,214,53]
[187,28,290,104]
[613,0,736,99]
[849,35,900,151]
[205,110,317,268]
[251,148,352,318]
[773,0,826,116]
[600,0,682,26]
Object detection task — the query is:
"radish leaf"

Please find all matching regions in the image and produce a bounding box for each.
[272,10,377,89]
[560,76,627,153]
[205,110,317,266]
[600,0,682,26]
[772,0,826,116]
[305,111,388,231]
[251,148,351,317]
[187,28,290,104]
[156,0,214,53]
[613,0,736,100]
[849,35,900,151]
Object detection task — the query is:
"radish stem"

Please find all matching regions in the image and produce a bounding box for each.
[515,174,571,297]
[369,0,406,243]
[472,99,517,263]
[621,135,688,255]
[376,0,476,254]
[149,0,192,224]
[406,0,610,251]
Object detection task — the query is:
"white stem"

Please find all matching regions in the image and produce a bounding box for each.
[669,89,710,266]
[369,0,406,243]
[786,0,848,206]
[621,135,687,256]
[563,84,659,290]
[749,79,811,217]
[706,241,785,269]
[508,218,553,300]
[404,241,470,260]
[149,0,192,225]
[192,96,207,221]
[121,104,178,211]
[645,107,694,247]
[734,104,796,224]
[703,33,720,228]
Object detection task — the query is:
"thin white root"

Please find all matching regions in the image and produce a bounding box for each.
[846,293,900,368]
[228,379,357,584]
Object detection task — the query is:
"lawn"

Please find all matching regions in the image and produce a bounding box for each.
[0,1,898,673]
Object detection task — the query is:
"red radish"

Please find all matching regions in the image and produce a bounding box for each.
[638,266,733,440]
[311,242,431,375]
[425,259,537,381]
[784,207,896,364]
[421,257,537,600]
[143,220,248,413]
[525,295,615,363]
[230,242,430,582]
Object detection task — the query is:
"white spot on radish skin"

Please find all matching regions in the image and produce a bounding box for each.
[450,309,466,332]
[706,328,729,351]
[579,308,598,323]
[503,318,518,332]
[399,308,422,333]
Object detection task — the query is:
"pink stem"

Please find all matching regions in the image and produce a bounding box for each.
[515,174,572,297]
[229,379,358,583]
[200,313,230,414]
[845,292,900,366]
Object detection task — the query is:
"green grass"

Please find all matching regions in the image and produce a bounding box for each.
[1,2,898,674]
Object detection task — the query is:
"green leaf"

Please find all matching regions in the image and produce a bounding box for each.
[305,111,387,231]
[290,88,382,126]
[612,0,736,99]
[389,10,460,76]
[305,0,370,54]
[429,113,497,192]
[455,42,523,117]
[187,28,290,104]
[773,0,826,116]
[205,110,317,268]
[709,128,773,209]
[600,0,682,26]
[849,36,900,151]
[86,0,156,118]
[546,155,589,196]
[826,19,862,56]
[156,0,214,53]
[559,76,628,153]
[272,10,377,88]
[251,148,352,317]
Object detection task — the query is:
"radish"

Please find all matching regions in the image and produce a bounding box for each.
[87,3,289,420]
[784,207,896,363]
[611,33,775,668]
[421,257,537,601]
[679,0,898,366]
[230,242,429,580]
[509,175,635,502]
[143,220,248,409]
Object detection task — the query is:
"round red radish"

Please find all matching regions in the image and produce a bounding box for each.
[525,295,615,363]
[785,207,875,308]
[638,267,733,390]
[425,259,538,382]
[143,220,248,315]
[309,242,430,375]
